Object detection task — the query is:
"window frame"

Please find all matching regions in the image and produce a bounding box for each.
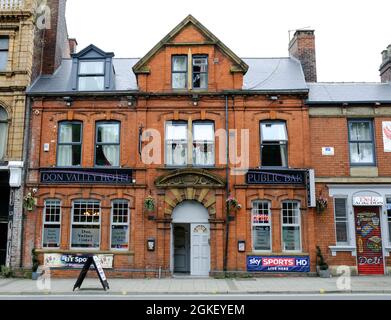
[110,199,130,251]
[192,121,215,167]
[94,121,121,168]
[333,197,350,246]
[281,201,302,252]
[0,107,8,161]
[251,200,272,252]
[260,120,288,168]
[0,36,9,71]
[348,119,376,167]
[56,121,83,168]
[42,199,62,249]
[70,199,101,250]
[171,55,188,90]
[165,121,188,167]
[77,59,105,91]
[192,55,208,90]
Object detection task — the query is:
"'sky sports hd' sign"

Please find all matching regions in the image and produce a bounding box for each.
[247,256,310,273]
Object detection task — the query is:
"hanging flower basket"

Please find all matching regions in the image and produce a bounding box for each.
[226,195,242,212]
[316,197,328,214]
[144,195,156,213]
[23,192,37,212]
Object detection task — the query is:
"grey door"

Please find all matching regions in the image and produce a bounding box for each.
[174,224,190,273]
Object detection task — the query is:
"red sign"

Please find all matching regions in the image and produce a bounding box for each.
[253,214,270,224]
[354,207,384,275]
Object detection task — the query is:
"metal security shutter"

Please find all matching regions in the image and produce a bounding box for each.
[354,206,384,275]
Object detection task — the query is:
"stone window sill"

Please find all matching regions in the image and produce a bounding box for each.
[329,245,356,257]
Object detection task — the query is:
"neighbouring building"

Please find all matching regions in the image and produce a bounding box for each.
[0,0,71,270]
[24,15,391,278]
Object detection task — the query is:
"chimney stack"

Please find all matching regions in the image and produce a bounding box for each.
[289,30,317,83]
[68,38,78,54]
[380,44,391,83]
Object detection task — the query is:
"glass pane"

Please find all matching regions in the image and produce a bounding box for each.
[261,144,287,167]
[111,225,129,249]
[193,73,208,89]
[334,198,347,219]
[79,61,105,75]
[193,123,214,141]
[253,226,271,251]
[283,226,301,251]
[261,123,287,141]
[96,145,119,166]
[193,57,208,71]
[193,142,214,166]
[172,73,186,89]
[0,51,8,71]
[57,145,81,166]
[43,225,60,248]
[349,121,371,141]
[350,142,374,163]
[78,76,104,91]
[71,225,100,248]
[97,123,119,143]
[0,122,7,160]
[59,123,81,143]
[172,56,187,72]
[0,37,9,50]
[0,107,7,121]
[166,123,187,140]
[336,222,348,243]
[166,141,187,166]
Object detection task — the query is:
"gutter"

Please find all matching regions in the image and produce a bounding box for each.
[306,100,391,105]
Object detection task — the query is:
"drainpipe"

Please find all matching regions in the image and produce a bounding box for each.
[223,95,230,273]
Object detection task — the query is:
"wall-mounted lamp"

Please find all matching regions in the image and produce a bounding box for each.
[126,96,137,107]
[238,240,246,253]
[147,238,156,251]
[63,96,73,107]
[192,94,200,106]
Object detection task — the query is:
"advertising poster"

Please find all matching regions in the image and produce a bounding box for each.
[383,122,391,152]
[247,256,310,272]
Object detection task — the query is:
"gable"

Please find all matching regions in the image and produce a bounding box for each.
[133,15,248,75]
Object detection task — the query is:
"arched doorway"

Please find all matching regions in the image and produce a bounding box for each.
[171,201,210,276]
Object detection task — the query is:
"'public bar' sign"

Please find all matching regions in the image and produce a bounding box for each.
[246,169,307,186]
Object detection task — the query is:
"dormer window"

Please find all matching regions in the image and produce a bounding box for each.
[192,55,208,89]
[78,60,105,91]
[172,56,187,89]
[171,54,208,90]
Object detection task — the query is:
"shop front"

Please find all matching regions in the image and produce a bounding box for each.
[328,185,391,275]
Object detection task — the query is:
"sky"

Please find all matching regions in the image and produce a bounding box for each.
[66,0,391,83]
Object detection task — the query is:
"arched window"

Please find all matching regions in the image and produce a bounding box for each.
[0,107,8,161]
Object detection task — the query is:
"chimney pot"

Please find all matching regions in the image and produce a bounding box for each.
[68,38,78,54]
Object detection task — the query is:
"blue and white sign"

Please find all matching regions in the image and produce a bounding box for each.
[247,256,310,273]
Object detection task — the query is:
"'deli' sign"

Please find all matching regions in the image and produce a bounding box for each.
[73,255,110,291]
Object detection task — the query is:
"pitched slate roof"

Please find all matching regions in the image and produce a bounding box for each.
[27,56,308,94]
[307,82,391,104]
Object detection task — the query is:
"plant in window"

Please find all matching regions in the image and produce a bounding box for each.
[144,195,156,212]
[226,195,242,212]
[23,191,38,211]
[316,196,328,214]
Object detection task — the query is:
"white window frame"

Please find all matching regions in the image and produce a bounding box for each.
[281,201,302,252]
[110,199,130,251]
[251,200,272,252]
[42,199,62,249]
[260,121,288,168]
[70,200,101,250]
[192,121,215,167]
[165,121,188,167]
[333,197,351,246]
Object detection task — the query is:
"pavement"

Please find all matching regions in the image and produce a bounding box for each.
[0,275,391,296]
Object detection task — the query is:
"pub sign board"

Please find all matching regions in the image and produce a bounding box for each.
[40,168,134,185]
[73,255,110,291]
[247,256,310,273]
[246,169,307,186]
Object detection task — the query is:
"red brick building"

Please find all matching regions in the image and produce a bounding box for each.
[24,15,391,277]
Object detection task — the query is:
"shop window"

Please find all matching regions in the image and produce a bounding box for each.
[71,200,100,249]
[172,55,187,89]
[193,122,214,166]
[348,119,375,166]
[78,60,105,91]
[281,201,301,251]
[252,201,272,251]
[192,55,208,89]
[57,121,82,167]
[95,122,120,167]
[0,107,8,161]
[260,121,288,167]
[42,200,61,248]
[334,198,350,245]
[387,198,391,244]
[166,121,188,166]
[0,37,9,71]
[111,200,129,250]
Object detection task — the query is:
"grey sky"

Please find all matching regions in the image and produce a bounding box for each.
[66,0,391,83]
